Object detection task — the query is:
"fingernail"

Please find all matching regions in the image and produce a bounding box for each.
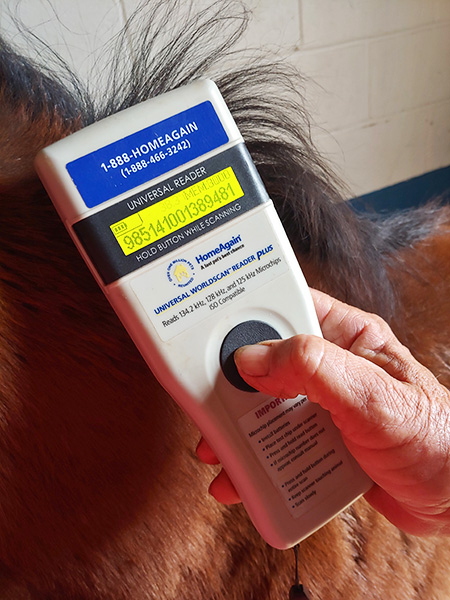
[234,344,271,377]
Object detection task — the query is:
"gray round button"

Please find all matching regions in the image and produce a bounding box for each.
[220,320,282,392]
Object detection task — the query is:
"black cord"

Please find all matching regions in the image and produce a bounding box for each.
[294,544,300,586]
[289,544,308,599]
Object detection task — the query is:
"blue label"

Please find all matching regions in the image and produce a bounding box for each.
[66,101,229,208]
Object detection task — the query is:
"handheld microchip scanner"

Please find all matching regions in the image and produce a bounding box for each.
[35,79,372,550]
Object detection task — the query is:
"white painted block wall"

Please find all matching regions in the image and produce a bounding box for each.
[1,0,449,198]
[239,0,450,196]
[297,0,450,196]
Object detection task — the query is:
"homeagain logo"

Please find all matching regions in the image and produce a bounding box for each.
[195,234,242,265]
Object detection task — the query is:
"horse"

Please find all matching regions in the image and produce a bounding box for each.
[0,1,449,598]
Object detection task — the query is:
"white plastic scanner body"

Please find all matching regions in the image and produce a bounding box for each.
[35,79,372,549]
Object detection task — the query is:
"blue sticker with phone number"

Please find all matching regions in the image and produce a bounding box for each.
[66,101,229,208]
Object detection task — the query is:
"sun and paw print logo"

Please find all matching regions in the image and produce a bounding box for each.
[167,259,195,287]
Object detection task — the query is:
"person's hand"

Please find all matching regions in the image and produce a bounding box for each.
[197,289,450,536]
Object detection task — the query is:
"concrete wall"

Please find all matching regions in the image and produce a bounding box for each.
[2,0,449,197]
[239,0,450,197]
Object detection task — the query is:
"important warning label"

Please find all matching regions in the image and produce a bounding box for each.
[130,210,288,340]
[239,395,358,518]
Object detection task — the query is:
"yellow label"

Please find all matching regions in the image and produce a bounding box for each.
[110,167,244,256]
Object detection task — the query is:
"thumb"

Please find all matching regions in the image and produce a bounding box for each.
[233,335,410,444]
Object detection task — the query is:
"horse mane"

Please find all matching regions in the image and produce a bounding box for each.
[1,0,445,321]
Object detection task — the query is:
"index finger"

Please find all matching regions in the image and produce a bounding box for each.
[309,289,419,380]
[310,288,373,350]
